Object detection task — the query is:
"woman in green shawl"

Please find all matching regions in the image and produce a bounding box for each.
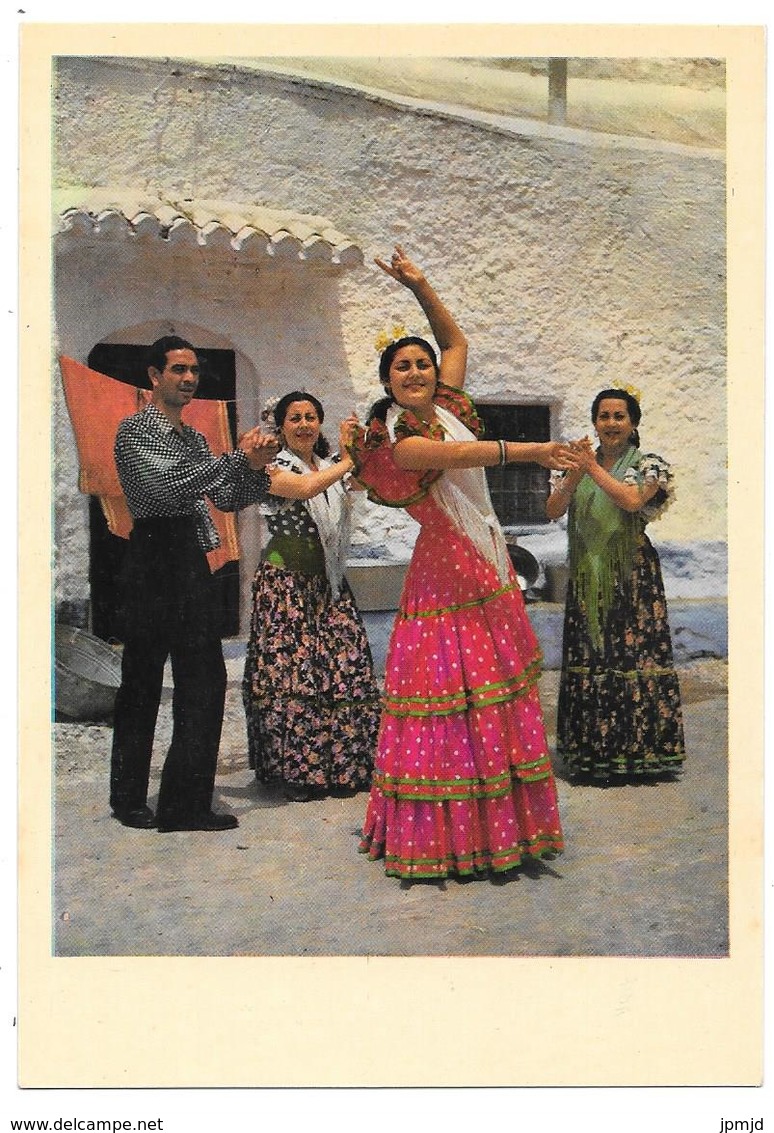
[547,388,685,784]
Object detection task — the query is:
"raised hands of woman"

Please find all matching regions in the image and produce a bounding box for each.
[374,245,426,291]
[568,436,596,473]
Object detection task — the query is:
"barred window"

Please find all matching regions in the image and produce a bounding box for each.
[476,403,551,526]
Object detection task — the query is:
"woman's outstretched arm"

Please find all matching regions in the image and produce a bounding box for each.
[393,435,576,472]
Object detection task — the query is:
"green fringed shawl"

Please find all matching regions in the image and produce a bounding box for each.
[568,445,643,651]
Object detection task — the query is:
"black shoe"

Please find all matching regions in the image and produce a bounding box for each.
[156,811,238,832]
[283,783,312,802]
[112,806,156,829]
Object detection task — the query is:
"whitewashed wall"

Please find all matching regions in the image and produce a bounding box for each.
[53,56,726,627]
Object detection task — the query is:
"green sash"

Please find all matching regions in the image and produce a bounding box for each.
[262,533,326,576]
[568,445,642,650]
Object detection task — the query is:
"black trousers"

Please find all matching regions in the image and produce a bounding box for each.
[109,517,227,824]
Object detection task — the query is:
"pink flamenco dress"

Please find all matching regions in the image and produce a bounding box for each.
[352,383,564,880]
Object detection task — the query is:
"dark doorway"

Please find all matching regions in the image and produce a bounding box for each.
[86,342,241,641]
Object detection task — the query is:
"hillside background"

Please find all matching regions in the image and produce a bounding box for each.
[236,56,726,149]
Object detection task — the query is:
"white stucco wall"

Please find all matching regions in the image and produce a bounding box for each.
[53,56,726,626]
[53,241,365,622]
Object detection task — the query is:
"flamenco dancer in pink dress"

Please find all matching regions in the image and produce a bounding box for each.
[351,248,573,881]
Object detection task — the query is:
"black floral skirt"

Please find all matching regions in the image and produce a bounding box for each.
[557,536,685,783]
[242,562,380,795]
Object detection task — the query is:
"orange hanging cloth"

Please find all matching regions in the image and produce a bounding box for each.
[59,355,240,571]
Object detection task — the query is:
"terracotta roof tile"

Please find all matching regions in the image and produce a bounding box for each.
[54,188,363,267]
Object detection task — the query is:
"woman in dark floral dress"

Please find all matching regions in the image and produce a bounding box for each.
[546,387,685,784]
[242,392,380,801]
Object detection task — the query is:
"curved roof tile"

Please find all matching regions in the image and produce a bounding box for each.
[54,188,364,268]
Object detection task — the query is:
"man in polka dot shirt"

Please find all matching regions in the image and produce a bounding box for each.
[109,336,278,833]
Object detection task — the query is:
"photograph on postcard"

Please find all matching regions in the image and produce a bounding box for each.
[18,21,764,1088]
[50,49,728,958]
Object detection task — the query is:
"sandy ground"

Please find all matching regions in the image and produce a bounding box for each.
[53,656,728,958]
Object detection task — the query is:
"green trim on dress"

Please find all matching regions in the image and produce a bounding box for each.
[372,753,556,800]
[359,831,563,878]
[383,656,543,718]
[397,580,518,620]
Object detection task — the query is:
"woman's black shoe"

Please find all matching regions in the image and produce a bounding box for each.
[282,783,329,802]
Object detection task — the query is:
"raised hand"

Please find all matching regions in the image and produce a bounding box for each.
[374,245,426,290]
[568,436,596,472]
[338,413,360,452]
[536,441,580,471]
[240,427,281,469]
[237,425,261,454]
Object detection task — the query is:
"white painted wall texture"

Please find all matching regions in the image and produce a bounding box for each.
[53,56,726,628]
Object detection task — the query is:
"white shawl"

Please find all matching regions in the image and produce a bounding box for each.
[260,448,351,598]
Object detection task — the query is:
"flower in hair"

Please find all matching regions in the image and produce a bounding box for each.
[619,383,642,404]
[374,323,408,353]
[260,395,280,425]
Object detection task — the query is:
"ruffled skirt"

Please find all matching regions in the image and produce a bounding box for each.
[242,563,380,794]
[558,535,685,782]
[359,508,563,879]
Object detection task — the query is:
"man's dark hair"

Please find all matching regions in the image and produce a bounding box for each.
[147,335,196,373]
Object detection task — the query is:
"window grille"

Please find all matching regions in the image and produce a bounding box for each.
[476,403,551,526]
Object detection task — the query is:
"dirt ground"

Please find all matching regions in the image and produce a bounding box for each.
[53,656,728,958]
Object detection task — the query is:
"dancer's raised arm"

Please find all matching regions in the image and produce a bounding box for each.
[375,246,468,389]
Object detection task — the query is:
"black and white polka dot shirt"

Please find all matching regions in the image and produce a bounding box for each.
[114,403,271,552]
